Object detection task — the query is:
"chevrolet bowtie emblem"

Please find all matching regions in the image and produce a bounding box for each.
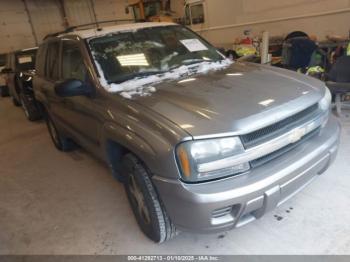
[289,127,306,143]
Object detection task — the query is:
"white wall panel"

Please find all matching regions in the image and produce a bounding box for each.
[0,0,133,53]
[0,0,35,53]
[2,0,347,53]
[239,0,350,23]
[26,0,65,43]
[63,0,132,27]
[172,0,350,47]
[94,0,132,22]
[64,0,95,26]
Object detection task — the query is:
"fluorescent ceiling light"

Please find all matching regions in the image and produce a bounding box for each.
[117,53,149,66]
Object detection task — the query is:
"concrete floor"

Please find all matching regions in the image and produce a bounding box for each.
[0,97,350,255]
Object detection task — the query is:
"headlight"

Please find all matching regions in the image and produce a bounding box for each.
[176,137,250,182]
[319,86,332,127]
[319,87,332,111]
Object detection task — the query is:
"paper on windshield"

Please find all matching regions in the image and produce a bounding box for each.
[18,56,32,64]
[180,39,208,52]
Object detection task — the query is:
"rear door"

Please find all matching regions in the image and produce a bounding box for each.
[6,53,16,98]
[40,40,63,122]
[33,43,48,104]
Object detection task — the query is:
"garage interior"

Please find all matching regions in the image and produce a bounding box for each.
[1,0,350,255]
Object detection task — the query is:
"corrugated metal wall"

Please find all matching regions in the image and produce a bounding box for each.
[0,0,133,54]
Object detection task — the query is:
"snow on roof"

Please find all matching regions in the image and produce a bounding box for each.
[67,22,177,39]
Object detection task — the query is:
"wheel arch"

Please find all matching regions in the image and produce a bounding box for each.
[13,74,22,97]
[102,122,157,182]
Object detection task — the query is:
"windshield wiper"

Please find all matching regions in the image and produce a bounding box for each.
[110,70,166,84]
[182,58,212,65]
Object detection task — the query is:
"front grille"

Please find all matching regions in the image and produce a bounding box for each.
[250,127,321,168]
[241,103,319,148]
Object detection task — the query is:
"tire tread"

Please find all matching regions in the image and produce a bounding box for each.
[123,154,177,243]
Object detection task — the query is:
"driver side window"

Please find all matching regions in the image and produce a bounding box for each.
[61,40,86,82]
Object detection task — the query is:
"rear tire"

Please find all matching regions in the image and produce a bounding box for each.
[122,154,177,243]
[12,96,21,107]
[0,86,9,97]
[45,112,75,152]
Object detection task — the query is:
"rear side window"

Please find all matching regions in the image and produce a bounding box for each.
[15,49,37,71]
[61,40,86,81]
[36,44,47,77]
[45,41,60,80]
[0,54,6,67]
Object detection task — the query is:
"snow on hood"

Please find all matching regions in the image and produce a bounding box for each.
[94,59,233,99]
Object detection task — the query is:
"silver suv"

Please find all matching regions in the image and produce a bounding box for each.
[33,22,340,243]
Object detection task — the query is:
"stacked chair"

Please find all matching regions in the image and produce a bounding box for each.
[326,56,350,115]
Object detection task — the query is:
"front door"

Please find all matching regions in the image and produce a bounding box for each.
[56,38,102,152]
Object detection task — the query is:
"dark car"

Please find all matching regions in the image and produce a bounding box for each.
[2,47,41,120]
[0,53,9,97]
[33,23,339,243]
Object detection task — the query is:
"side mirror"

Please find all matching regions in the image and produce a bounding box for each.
[54,79,92,97]
[1,68,12,74]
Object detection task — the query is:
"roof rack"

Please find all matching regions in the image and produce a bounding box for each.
[43,19,136,40]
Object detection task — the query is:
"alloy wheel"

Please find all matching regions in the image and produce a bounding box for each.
[20,96,30,118]
[128,174,151,225]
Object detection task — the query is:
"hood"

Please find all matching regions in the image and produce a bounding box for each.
[134,62,325,138]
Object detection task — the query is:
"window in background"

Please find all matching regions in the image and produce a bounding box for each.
[185,3,205,26]
[190,4,204,25]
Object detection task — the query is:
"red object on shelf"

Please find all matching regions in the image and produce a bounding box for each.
[241,37,253,45]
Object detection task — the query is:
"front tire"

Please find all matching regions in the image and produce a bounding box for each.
[122,154,177,243]
[20,94,42,121]
[45,112,75,152]
[12,96,21,107]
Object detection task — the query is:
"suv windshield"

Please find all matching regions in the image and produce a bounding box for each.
[89,25,224,84]
[15,49,37,71]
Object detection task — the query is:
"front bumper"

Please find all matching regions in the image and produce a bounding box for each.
[153,115,341,233]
